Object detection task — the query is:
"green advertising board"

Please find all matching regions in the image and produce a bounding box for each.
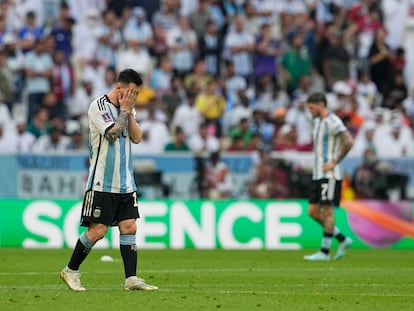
[0,199,413,249]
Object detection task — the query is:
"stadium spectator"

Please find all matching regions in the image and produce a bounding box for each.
[188,0,211,38]
[166,15,197,78]
[226,134,245,152]
[404,2,414,88]
[291,75,311,101]
[368,27,393,97]
[133,87,166,123]
[171,90,202,139]
[72,8,100,74]
[241,1,261,37]
[389,70,408,106]
[164,125,190,152]
[67,0,106,26]
[199,19,223,78]
[161,75,186,120]
[195,79,226,137]
[285,95,313,146]
[17,11,44,54]
[2,33,25,103]
[229,117,253,149]
[123,7,154,53]
[184,58,212,93]
[381,0,410,51]
[322,29,350,90]
[350,119,377,157]
[356,70,379,108]
[50,16,75,60]
[254,24,281,80]
[0,92,12,130]
[250,108,274,146]
[68,74,95,122]
[222,60,247,109]
[12,115,37,153]
[41,91,66,122]
[0,48,14,111]
[281,32,312,95]
[0,116,16,153]
[138,107,170,154]
[32,123,70,153]
[94,66,117,97]
[152,0,180,59]
[203,151,233,199]
[49,2,72,29]
[116,36,152,84]
[274,123,312,152]
[150,56,173,95]
[351,148,393,199]
[248,146,289,199]
[375,121,413,158]
[51,50,75,114]
[224,16,254,82]
[66,125,88,153]
[180,0,199,17]
[26,106,49,139]
[96,9,122,69]
[0,13,11,46]
[403,86,414,123]
[24,37,53,122]
[188,120,220,153]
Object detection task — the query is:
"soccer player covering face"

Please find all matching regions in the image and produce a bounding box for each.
[60,69,158,291]
[304,92,354,261]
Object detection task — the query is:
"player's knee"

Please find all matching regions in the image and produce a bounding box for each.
[119,219,137,235]
[308,206,319,219]
[88,225,108,241]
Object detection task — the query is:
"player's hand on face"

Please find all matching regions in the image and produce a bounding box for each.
[119,88,139,111]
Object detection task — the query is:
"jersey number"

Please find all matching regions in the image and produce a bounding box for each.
[321,183,329,201]
[132,192,138,208]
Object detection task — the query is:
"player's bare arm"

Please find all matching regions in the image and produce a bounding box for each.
[323,131,354,172]
[104,88,139,143]
[104,110,130,142]
[128,113,143,144]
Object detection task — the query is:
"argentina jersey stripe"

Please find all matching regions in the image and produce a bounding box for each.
[103,142,116,192]
[119,133,127,193]
[86,94,137,194]
[127,142,135,191]
[322,121,329,178]
[102,107,118,192]
[312,113,346,181]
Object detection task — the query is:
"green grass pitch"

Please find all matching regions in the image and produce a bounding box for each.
[0,249,413,311]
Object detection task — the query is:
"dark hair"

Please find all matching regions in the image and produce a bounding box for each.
[175,126,184,135]
[26,11,36,18]
[307,92,327,106]
[210,151,220,162]
[117,69,143,87]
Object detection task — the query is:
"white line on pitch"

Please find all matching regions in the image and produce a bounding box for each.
[0,285,413,297]
[1,267,414,275]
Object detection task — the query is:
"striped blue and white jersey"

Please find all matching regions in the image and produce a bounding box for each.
[312,112,347,180]
[85,95,137,193]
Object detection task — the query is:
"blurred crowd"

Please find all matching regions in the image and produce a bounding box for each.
[0,0,414,162]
